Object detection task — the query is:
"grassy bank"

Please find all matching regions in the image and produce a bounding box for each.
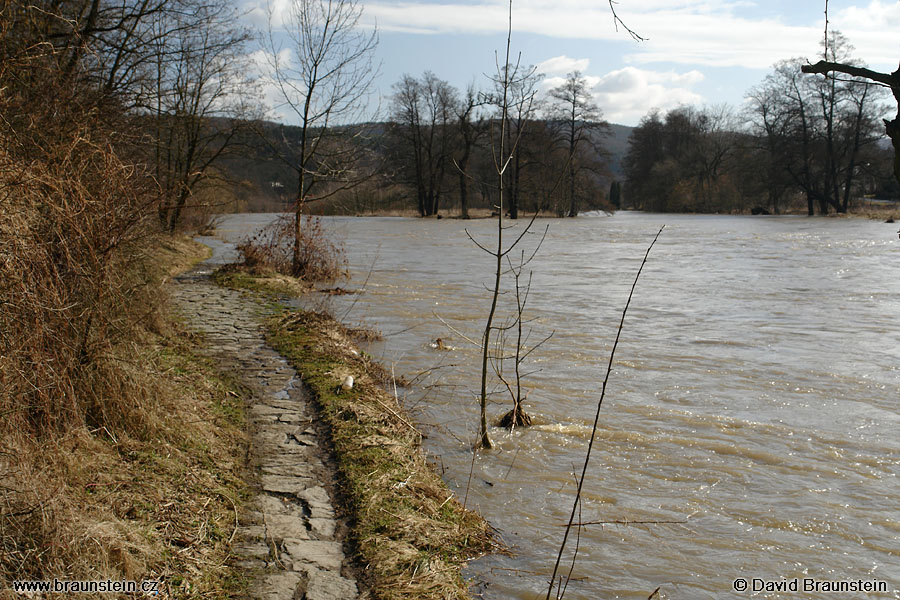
[215,271,495,600]
[0,237,250,599]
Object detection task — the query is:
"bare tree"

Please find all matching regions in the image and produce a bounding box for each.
[484,64,541,219]
[390,72,459,216]
[547,71,609,217]
[494,247,552,429]
[748,35,888,215]
[467,1,547,449]
[149,1,254,231]
[746,77,797,214]
[455,83,487,219]
[800,0,899,186]
[265,0,378,273]
[802,59,899,186]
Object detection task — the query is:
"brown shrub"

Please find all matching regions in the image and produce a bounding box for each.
[235,213,347,282]
[0,3,248,595]
[0,132,156,436]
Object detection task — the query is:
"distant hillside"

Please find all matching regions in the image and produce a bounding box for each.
[604,123,633,179]
[214,119,633,211]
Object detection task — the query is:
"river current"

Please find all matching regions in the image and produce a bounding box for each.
[212,212,900,599]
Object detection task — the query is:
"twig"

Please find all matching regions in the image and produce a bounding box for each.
[371,395,422,439]
[545,226,664,600]
[433,311,482,348]
[341,248,379,321]
[608,0,646,41]
[503,447,521,480]
[217,492,240,545]
[557,519,687,527]
[463,442,478,510]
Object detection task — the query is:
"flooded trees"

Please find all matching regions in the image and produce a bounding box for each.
[802,56,900,187]
[749,35,889,215]
[454,85,488,219]
[484,64,542,219]
[547,71,609,217]
[389,72,459,217]
[624,106,738,213]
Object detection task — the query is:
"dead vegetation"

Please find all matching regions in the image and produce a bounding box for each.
[235,213,347,282]
[1,233,251,598]
[266,310,496,600]
[0,11,250,588]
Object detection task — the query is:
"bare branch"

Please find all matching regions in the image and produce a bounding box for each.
[546,226,665,600]
[801,60,898,91]
[433,312,482,349]
[608,0,646,42]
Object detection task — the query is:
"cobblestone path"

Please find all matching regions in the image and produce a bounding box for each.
[171,260,360,600]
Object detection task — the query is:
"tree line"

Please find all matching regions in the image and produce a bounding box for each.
[377,69,613,218]
[624,33,898,215]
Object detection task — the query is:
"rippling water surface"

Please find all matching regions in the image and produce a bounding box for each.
[214,212,900,599]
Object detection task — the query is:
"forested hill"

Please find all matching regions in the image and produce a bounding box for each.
[214,119,633,214]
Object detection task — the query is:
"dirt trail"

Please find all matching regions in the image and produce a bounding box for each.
[171,259,360,600]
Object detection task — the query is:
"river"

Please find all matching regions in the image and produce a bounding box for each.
[211,212,900,599]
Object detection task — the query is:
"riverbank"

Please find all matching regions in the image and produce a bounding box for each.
[214,269,496,599]
[0,236,251,598]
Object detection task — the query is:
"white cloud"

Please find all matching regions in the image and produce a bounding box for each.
[537,55,591,76]
[359,0,896,71]
[537,65,705,124]
[832,0,900,66]
[244,48,299,123]
[590,66,706,124]
[242,0,294,29]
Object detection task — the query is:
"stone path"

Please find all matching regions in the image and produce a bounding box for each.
[170,260,360,600]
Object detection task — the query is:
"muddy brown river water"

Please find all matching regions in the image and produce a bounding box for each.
[211,212,900,599]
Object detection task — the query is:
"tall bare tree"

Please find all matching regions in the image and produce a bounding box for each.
[266,0,378,273]
[547,71,608,217]
[454,83,487,219]
[484,64,541,219]
[468,3,546,448]
[389,72,458,216]
[802,59,899,186]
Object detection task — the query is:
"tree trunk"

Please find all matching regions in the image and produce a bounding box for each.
[887,116,900,185]
[167,187,190,233]
[292,199,305,274]
[458,172,469,218]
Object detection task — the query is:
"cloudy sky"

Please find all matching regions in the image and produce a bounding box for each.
[243,0,900,126]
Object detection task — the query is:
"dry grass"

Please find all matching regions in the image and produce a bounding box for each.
[0,237,251,599]
[847,202,900,221]
[266,310,496,600]
[1,5,251,597]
